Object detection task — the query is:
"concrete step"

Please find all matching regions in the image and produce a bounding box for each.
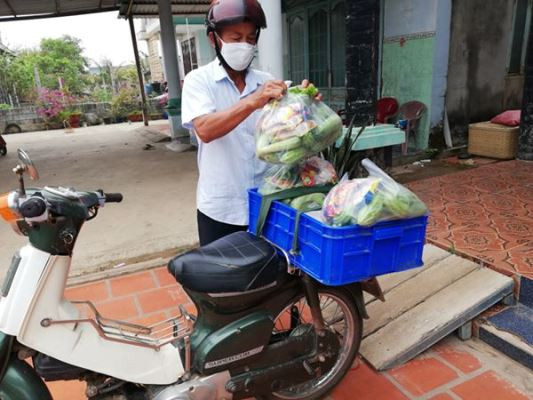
[479,304,533,370]
[361,263,514,370]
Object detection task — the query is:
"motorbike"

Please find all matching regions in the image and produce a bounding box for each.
[0,149,383,400]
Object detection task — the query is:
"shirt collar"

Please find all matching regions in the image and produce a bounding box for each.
[211,59,262,94]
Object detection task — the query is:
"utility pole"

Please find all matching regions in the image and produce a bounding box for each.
[128,14,149,126]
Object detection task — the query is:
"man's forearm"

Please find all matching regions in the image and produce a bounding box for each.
[193,98,256,143]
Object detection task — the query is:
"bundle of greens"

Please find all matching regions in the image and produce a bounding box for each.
[322,159,428,227]
[255,85,342,164]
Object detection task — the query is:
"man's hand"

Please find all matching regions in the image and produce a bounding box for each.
[247,80,287,110]
[300,79,323,101]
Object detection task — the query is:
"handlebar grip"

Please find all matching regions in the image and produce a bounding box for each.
[105,193,123,203]
[20,198,47,218]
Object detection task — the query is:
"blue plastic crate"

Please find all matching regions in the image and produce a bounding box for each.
[248,189,428,286]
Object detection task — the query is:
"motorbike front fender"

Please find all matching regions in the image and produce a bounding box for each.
[0,333,51,400]
[0,356,52,400]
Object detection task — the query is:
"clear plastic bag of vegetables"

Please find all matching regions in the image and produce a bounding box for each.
[255,85,343,164]
[259,156,338,195]
[322,158,428,226]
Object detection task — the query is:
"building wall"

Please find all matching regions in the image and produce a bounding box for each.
[446,0,515,142]
[147,35,164,82]
[381,0,441,150]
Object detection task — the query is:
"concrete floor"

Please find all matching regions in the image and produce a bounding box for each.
[0,122,199,278]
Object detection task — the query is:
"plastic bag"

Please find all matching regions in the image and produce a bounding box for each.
[255,85,343,164]
[322,159,428,226]
[259,156,338,195]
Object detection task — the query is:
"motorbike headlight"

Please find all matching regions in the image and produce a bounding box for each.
[0,192,21,223]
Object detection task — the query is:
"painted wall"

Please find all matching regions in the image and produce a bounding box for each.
[446,0,515,142]
[381,0,444,150]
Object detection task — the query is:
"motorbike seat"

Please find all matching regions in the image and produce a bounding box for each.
[168,231,284,294]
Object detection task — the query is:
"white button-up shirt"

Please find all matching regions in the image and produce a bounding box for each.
[182,59,273,225]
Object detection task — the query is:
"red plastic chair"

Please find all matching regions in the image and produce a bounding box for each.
[398,101,427,154]
[376,97,399,123]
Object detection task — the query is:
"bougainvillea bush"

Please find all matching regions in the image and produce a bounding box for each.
[35,88,76,125]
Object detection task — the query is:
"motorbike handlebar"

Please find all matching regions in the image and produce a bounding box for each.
[20,197,47,219]
[104,193,123,203]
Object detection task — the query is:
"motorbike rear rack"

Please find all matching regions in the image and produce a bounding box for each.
[40,301,195,351]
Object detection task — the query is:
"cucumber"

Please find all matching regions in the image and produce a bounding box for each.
[290,193,326,211]
[257,136,301,156]
[279,147,307,164]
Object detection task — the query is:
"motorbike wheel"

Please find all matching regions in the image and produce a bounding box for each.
[270,287,362,400]
[0,147,5,156]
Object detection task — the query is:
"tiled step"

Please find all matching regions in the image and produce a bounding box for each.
[360,252,514,370]
[479,304,533,370]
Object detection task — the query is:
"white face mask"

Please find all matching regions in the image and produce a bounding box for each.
[218,36,256,71]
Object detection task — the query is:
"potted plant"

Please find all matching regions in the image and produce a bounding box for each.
[67,110,83,128]
[127,110,143,122]
[111,88,138,123]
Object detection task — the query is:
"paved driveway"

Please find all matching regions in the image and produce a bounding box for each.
[0,122,199,278]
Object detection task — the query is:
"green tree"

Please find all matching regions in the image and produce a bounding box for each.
[0,35,90,101]
[37,36,89,93]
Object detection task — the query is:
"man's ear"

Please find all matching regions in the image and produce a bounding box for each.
[207,31,217,48]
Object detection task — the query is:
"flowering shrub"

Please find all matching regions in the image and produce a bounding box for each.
[35,89,76,123]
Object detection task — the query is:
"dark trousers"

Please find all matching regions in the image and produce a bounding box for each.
[197,210,248,246]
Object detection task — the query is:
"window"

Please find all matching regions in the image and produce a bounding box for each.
[287,0,346,109]
[289,15,306,83]
[309,9,328,87]
[330,2,346,87]
[182,37,198,75]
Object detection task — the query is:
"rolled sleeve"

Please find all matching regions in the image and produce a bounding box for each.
[181,71,216,130]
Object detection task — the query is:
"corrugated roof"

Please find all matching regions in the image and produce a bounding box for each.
[118,1,210,18]
[0,0,209,21]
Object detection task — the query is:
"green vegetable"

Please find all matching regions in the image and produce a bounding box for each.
[257,136,301,156]
[256,132,272,150]
[290,193,326,211]
[357,194,385,226]
[288,83,319,98]
[279,147,307,164]
[384,192,411,218]
[301,114,342,152]
[332,212,353,227]
[261,152,283,163]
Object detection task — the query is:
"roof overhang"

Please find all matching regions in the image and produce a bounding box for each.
[0,1,210,22]
[118,1,210,18]
[0,1,120,22]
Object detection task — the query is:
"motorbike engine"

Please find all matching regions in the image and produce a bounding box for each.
[150,371,233,400]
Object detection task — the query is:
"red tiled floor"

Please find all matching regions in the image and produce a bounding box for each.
[65,281,109,303]
[429,394,455,400]
[433,343,482,374]
[110,270,156,297]
[406,159,533,278]
[389,357,458,396]
[47,380,86,400]
[154,267,178,287]
[137,286,190,314]
[452,371,530,400]
[330,359,408,400]
[96,296,139,320]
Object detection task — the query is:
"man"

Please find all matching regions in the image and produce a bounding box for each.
[181,0,308,246]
